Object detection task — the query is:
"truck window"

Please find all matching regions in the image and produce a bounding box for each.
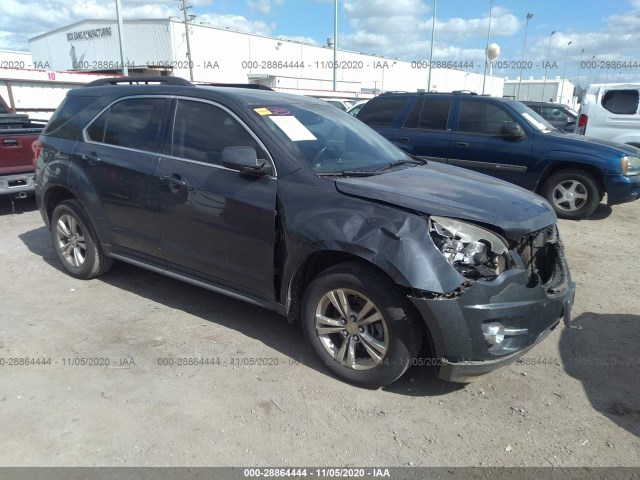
[457,101,515,135]
[357,97,406,128]
[403,98,451,130]
[602,90,639,115]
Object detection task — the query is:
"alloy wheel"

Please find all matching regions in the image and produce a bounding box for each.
[314,288,388,370]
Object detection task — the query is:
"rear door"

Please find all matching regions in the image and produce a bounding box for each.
[157,98,278,304]
[393,97,452,163]
[448,99,532,185]
[76,96,170,262]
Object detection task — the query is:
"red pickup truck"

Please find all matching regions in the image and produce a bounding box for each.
[1,96,45,198]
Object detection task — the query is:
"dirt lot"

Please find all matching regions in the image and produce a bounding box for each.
[0,196,638,468]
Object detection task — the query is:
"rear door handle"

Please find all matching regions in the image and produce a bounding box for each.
[399,136,410,143]
[81,152,101,164]
[455,142,469,148]
[2,139,19,146]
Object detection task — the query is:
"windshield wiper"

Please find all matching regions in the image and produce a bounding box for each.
[375,157,426,171]
[315,157,426,177]
[316,170,379,177]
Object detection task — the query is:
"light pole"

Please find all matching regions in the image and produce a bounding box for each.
[427,0,437,92]
[481,0,493,95]
[576,48,585,98]
[542,30,555,101]
[179,0,194,81]
[115,0,128,75]
[333,0,337,91]
[516,13,534,100]
[587,55,595,84]
[560,40,572,104]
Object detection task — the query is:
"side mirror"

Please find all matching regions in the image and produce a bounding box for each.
[500,123,525,139]
[221,146,271,175]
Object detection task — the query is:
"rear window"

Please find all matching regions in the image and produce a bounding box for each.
[602,89,639,115]
[357,97,406,128]
[44,96,97,134]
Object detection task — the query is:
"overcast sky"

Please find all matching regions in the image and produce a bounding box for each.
[2,0,640,84]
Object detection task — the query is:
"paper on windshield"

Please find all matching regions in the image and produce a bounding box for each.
[269,115,317,141]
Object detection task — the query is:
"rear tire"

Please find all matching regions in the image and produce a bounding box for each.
[541,169,600,220]
[51,200,113,279]
[301,262,422,388]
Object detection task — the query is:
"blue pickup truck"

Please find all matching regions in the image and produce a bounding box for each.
[357,92,640,219]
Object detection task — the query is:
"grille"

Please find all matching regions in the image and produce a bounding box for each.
[513,224,569,294]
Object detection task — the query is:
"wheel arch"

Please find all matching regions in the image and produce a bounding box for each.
[535,161,606,197]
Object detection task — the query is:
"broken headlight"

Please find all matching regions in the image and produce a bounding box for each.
[429,216,509,280]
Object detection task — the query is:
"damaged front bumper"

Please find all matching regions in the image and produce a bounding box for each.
[409,253,576,383]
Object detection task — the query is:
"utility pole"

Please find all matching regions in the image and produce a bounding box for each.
[179,0,195,81]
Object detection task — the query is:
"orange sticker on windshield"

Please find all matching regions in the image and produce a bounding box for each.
[254,108,272,116]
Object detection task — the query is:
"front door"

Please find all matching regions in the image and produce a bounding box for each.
[448,99,533,186]
[157,98,277,303]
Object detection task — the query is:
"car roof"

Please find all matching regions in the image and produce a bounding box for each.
[376,91,513,103]
[69,79,330,109]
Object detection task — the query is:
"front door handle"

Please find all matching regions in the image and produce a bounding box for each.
[160,173,190,190]
[2,139,19,146]
[399,136,410,143]
[455,142,469,148]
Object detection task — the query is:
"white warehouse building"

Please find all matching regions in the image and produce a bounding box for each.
[29,19,504,98]
[504,77,576,105]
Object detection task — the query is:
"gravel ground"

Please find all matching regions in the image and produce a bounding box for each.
[0,196,638,467]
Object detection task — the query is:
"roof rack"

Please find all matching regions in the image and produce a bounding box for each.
[83,76,193,88]
[203,83,274,91]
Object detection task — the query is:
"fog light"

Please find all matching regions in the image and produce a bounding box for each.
[482,322,505,346]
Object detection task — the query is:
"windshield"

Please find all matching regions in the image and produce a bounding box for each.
[251,102,409,174]
[511,102,555,132]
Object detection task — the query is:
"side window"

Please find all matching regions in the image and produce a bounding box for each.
[457,101,516,135]
[171,99,262,166]
[403,99,451,130]
[44,96,97,135]
[403,100,422,129]
[602,90,639,115]
[86,110,108,143]
[418,98,451,130]
[357,97,406,127]
[87,98,167,153]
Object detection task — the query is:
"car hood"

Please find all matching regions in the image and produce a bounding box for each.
[547,131,640,155]
[334,162,556,240]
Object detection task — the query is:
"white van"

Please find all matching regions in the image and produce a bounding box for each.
[576,83,640,148]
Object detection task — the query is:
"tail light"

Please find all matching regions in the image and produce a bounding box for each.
[576,114,588,135]
[32,139,42,166]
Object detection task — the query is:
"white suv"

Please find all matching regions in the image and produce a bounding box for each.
[576,83,640,148]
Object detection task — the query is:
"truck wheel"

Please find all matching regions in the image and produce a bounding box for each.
[541,169,600,220]
[51,200,113,279]
[301,262,422,388]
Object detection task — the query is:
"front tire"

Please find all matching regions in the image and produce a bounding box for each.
[301,262,422,388]
[541,169,600,220]
[51,200,113,279]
